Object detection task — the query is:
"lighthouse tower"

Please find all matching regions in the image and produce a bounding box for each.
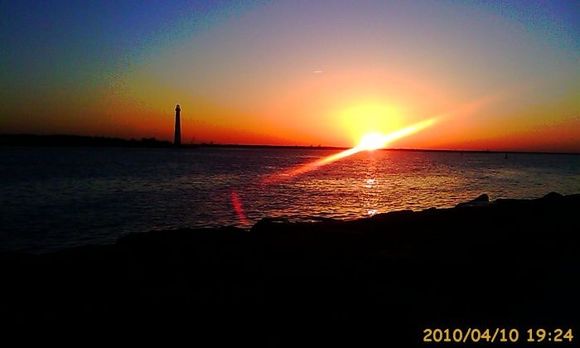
[174,104,181,146]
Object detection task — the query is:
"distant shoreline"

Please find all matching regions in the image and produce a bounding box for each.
[1,133,579,156]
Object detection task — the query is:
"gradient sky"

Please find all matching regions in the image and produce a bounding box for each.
[1,0,579,151]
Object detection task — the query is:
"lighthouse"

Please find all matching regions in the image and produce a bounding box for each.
[174,104,181,146]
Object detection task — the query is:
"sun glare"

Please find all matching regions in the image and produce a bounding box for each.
[356,132,387,151]
[339,103,403,145]
[262,117,438,184]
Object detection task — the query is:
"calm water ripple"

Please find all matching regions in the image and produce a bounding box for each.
[1,147,579,252]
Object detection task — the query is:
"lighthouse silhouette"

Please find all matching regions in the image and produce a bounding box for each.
[174,104,181,146]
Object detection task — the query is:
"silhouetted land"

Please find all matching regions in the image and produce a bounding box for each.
[1,193,578,346]
[2,134,579,155]
[0,134,173,147]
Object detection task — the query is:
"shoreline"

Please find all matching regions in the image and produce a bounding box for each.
[2,134,579,155]
[3,192,578,255]
[1,193,579,344]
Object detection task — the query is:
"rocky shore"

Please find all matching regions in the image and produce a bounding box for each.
[1,193,579,346]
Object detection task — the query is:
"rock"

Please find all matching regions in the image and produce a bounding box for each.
[456,193,489,208]
[2,193,580,345]
[542,192,563,201]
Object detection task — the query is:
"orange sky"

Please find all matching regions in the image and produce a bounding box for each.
[1,1,579,152]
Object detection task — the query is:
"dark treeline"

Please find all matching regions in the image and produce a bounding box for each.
[0,134,172,148]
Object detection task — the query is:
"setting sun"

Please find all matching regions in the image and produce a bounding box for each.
[356,132,387,151]
[339,103,404,146]
[354,118,438,152]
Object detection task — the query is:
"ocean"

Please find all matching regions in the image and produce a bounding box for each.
[1,146,579,252]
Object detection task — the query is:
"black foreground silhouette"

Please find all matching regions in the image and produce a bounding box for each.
[1,193,578,346]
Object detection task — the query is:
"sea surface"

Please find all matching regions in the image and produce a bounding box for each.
[1,146,579,252]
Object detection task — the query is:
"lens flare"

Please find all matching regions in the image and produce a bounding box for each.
[357,132,387,151]
[230,190,249,225]
[262,117,438,184]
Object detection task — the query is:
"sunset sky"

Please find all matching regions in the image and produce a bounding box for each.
[1,0,579,151]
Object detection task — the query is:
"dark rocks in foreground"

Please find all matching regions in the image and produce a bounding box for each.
[1,193,579,346]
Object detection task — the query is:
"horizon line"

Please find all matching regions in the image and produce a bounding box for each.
[1,133,580,156]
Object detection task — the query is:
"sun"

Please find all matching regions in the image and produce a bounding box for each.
[339,103,404,145]
[356,132,387,151]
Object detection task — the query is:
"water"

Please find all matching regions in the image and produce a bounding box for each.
[1,146,579,252]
